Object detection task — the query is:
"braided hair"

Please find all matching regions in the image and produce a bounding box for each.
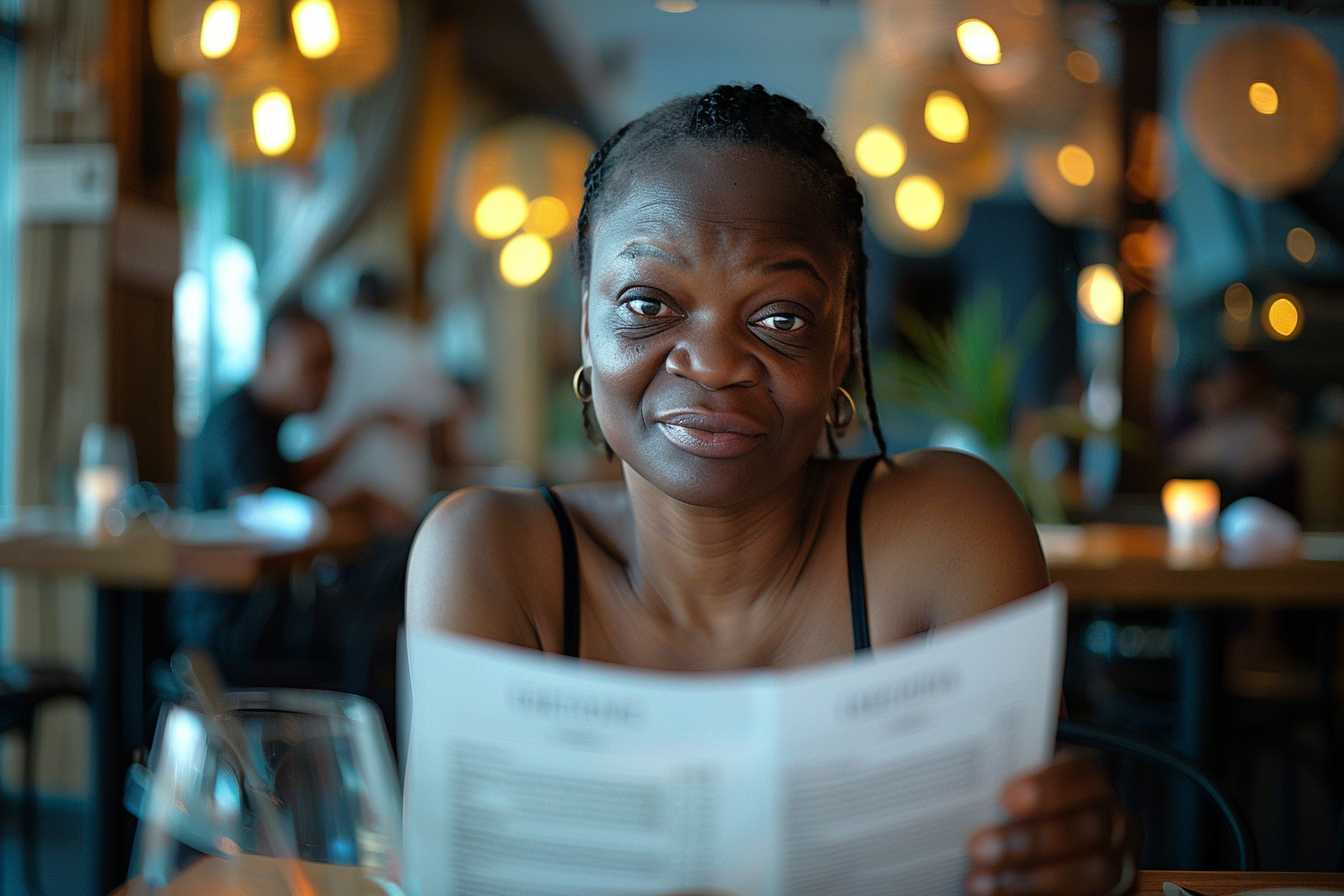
[575,83,887,458]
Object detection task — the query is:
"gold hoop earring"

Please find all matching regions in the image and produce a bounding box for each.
[572,366,593,403]
[827,386,856,431]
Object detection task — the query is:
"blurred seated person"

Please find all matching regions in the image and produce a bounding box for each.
[172,302,412,720]
[1168,351,1296,512]
[281,270,460,520]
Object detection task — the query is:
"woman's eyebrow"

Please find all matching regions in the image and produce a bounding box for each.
[616,242,682,265]
[761,257,828,289]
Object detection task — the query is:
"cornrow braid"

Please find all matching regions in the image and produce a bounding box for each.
[574,84,888,458]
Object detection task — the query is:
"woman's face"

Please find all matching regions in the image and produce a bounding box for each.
[583,141,852,507]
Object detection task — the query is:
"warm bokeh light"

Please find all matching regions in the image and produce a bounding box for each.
[292,0,341,59]
[500,234,553,286]
[924,90,969,144]
[1224,282,1253,321]
[855,126,906,178]
[199,0,241,59]
[1067,50,1101,84]
[523,196,570,239]
[1056,144,1095,187]
[1012,0,1044,16]
[252,90,297,157]
[1248,81,1279,115]
[1077,263,1123,325]
[894,175,945,231]
[1287,227,1316,264]
[654,0,697,11]
[474,186,529,240]
[956,19,1002,65]
[1162,479,1220,528]
[1263,292,1303,340]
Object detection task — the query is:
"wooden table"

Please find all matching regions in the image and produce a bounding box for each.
[1045,524,1344,869]
[1135,869,1344,893]
[0,512,327,896]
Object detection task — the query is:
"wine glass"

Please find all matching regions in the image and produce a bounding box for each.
[125,688,407,895]
[76,424,137,540]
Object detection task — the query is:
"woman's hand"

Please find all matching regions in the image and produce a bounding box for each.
[964,749,1140,896]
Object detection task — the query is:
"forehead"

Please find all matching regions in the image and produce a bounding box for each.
[590,142,848,277]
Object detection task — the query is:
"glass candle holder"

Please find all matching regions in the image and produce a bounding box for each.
[1162,478,1220,564]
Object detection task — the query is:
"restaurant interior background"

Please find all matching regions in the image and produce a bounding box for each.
[2,0,1344,890]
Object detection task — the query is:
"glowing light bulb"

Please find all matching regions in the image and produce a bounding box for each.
[854,126,906,178]
[1263,293,1302,340]
[252,90,297,157]
[474,186,529,240]
[1077,263,1123,325]
[924,90,969,144]
[199,0,241,59]
[1056,144,1095,187]
[1067,50,1101,84]
[1248,81,1279,115]
[1287,227,1315,264]
[957,19,1002,65]
[654,0,697,10]
[1224,282,1253,322]
[523,196,570,239]
[500,234,553,287]
[292,0,341,59]
[894,175,945,231]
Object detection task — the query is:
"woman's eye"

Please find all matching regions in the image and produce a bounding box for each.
[757,314,804,332]
[626,298,666,317]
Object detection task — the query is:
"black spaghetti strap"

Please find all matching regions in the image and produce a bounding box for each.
[540,487,581,658]
[846,456,882,653]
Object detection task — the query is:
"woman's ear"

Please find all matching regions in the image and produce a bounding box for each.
[580,285,592,367]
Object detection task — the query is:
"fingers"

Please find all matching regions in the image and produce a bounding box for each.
[1002,749,1115,819]
[968,803,1116,867]
[964,848,1125,896]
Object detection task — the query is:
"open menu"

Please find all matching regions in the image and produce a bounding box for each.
[404,585,1065,896]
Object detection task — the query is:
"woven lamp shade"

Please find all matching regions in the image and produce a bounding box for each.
[214,48,323,163]
[1182,24,1344,200]
[865,172,971,256]
[453,116,595,248]
[954,0,1071,115]
[150,0,277,75]
[834,47,1009,201]
[1022,86,1121,228]
[294,0,400,91]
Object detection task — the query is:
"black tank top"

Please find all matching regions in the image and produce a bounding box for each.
[540,455,882,658]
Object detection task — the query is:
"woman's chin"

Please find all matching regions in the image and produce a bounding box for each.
[619,440,806,509]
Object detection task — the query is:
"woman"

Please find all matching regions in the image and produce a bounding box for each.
[408,84,1137,896]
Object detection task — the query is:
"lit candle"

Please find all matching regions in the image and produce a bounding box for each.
[77,465,127,543]
[1162,478,1220,563]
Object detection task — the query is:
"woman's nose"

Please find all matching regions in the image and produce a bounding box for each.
[664,323,764,390]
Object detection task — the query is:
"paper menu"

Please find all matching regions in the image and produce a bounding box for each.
[404,585,1066,896]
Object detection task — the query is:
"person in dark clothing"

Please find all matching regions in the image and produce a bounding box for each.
[173,303,412,734]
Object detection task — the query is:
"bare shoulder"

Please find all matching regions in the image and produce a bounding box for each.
[859,449,1049,632]
[407,486,560,648]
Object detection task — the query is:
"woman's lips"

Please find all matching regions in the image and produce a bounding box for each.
[654,412,766,459]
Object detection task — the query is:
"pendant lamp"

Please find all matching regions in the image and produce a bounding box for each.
[865,171,972,256]
[953,0,1071,121]
[215,47,323,163]
[1022,86,1121,228]
[453,116,595,250]
[1182,23,1344,200]
[150,0,277,75]
[289,0,400,91]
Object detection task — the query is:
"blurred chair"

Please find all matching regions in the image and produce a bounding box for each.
[1056,718,1258,872]
[0,662,90,895]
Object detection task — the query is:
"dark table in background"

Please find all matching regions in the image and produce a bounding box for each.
[0,514,333,896]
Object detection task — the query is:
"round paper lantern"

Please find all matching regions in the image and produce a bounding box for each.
[215,48,323,163]
[150,0,276,75]
[453,116,596,249]
[291,0,400,91]
[1022,86,1121,227]
[1182,24,1344,200]
[953,0,1070,114]
[834,46,1009,200]
[865,171,972,256]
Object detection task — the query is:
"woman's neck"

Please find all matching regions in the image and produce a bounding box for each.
[621,460,827,635]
